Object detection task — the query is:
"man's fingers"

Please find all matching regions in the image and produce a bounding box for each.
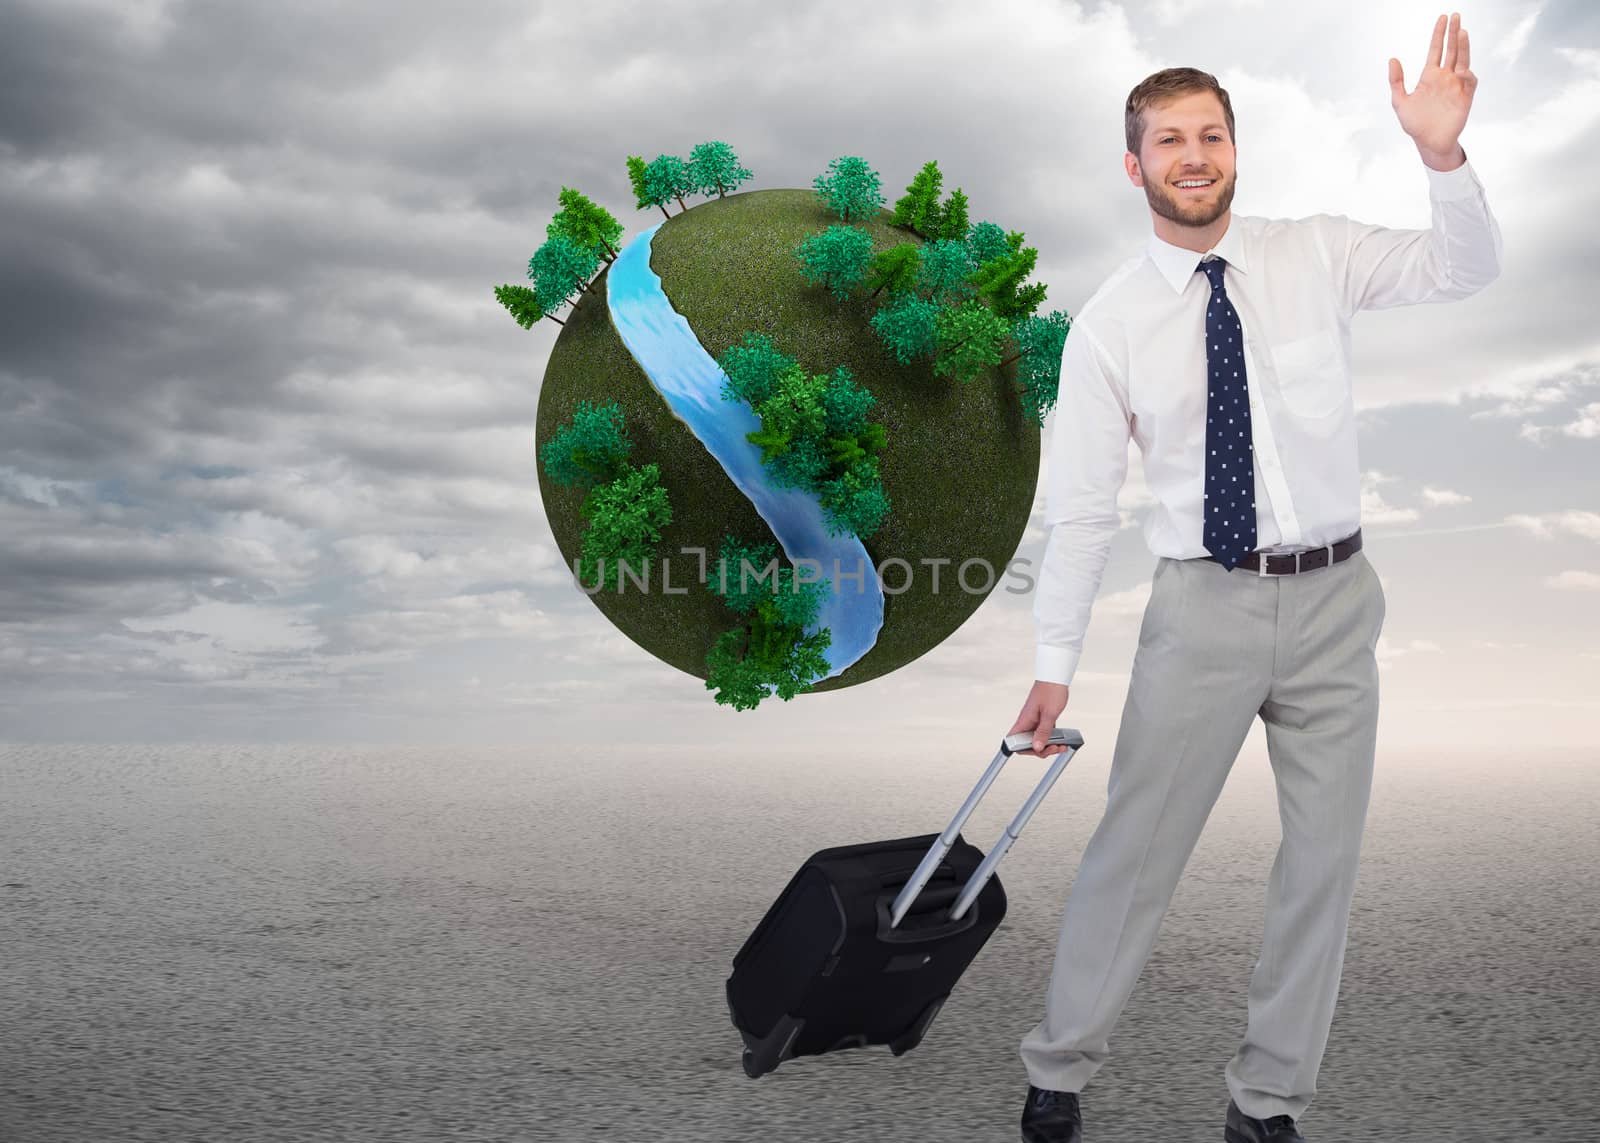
[1428,13,1447,70]
[1443,12,1460,71]
[1389,57,1405,100]
[1457,23,1470,71]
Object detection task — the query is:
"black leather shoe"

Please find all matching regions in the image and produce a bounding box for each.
[1225,1099,1306,1142]
[1020,1084,1082,1143]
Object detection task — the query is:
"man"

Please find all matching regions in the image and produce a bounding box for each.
[1008,14,1501,1143]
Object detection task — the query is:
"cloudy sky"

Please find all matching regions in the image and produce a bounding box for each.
[2,0,1596,758]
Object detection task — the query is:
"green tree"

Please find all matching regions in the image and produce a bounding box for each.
[713,554,829,631]
[644,154,694,214]
[970,232,1047,320]
[745,419,795,466]
[915,238,975,305]
[531,232,601,305]
[892,161,943,235]
[821,364,877,436]
[813,155,886,223]
[767,433,830,492]
[965,219,1011,265]
[704,605,831,711]
[728,356,892,510]
[864,243,921,299]
[773,624,833,700]
[504,234,599,328]
[933,298,1011,384]
[625,155,664,219]
[703,627,770,710]
[688,140,753,198]
[541,399,633,489]
[937,187,971,241]
[824,420,887,476]
[825,432,866,473]
[795,224,875,301]
[706,534,782,615]
[494,284,563,329]
[576,462,672,593]
[547,186,624,263]
[765,566,828,632]
[870,291,940,364]
[704,549,833,711]
[717,333,800,408]
[819,456,892,539]
[820,366,886,478]
[750,366,827,449]
[1003,309,1073,424]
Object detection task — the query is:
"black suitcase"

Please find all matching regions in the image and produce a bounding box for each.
[725,727,1085,1078]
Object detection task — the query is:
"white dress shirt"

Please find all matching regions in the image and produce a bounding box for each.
[1034,155,1503,686]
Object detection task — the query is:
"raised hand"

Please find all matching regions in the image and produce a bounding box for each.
[1389,13,1477,162]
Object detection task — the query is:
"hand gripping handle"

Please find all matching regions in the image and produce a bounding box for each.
[888,727,1085,929]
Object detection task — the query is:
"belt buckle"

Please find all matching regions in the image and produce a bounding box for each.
[1257,552,1289,577]
[1256,543,1334,577]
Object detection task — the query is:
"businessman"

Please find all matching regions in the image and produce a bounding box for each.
[1007,15,1501,1143]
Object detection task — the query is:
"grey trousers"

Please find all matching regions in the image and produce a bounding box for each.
[1019,546,1386,1122]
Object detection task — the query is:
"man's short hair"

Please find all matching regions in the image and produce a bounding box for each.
[1125,67,1236,158]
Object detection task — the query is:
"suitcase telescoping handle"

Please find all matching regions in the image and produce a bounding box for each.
[889,727,1085,929]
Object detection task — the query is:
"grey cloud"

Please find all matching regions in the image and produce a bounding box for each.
[0,0,1595,742]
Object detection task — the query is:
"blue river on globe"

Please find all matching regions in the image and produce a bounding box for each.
[605,221,885,683]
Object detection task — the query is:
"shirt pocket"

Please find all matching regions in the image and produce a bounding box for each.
[1268,330,1345,419]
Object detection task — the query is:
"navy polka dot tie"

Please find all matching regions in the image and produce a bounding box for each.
[1198,256,1256,571]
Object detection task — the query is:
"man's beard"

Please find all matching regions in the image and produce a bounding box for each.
[1144,170,1236,229]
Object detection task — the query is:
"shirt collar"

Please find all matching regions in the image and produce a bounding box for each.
[1146,215,1249,295]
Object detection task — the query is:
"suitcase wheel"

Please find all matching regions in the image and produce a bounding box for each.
[738,1013,805,1079]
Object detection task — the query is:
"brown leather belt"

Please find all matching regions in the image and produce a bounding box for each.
[1206,528,1363,576]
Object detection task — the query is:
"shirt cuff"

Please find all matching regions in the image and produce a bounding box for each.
[1425,150,1482,202]
[1035,644,1080,687]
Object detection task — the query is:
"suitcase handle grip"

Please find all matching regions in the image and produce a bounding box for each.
[888,727,1085,929]
[1002,729,1080,756]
